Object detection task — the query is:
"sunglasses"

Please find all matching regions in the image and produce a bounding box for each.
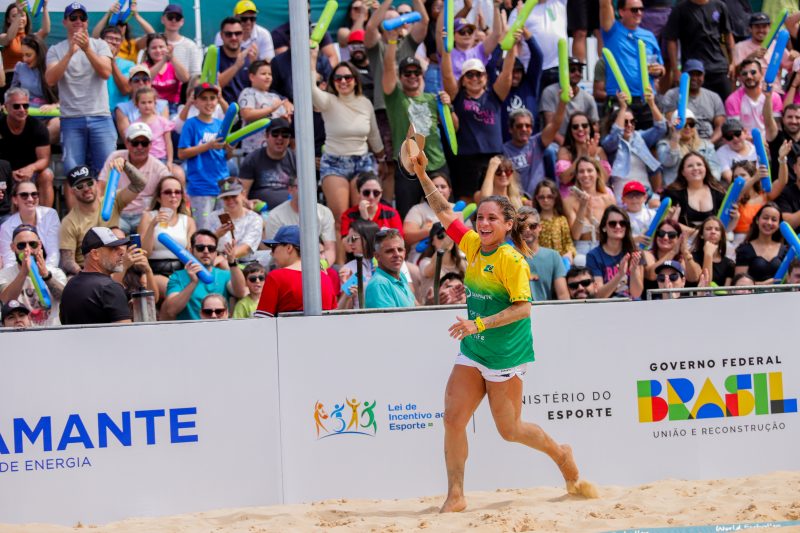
[457,28,474,36]
[15,191,38,199]
[536,194,555,201]
[495,167,513,176]
[463,71,483,80]
[361,189,381,197]
[571,122,590,131]
[402,69,422,77]
[514,122,532,129]
[741,69,759,77]
[624,119,636,126]
[131,75,150,83]
[73,179,95,191]
[520,222,540,230]
[247,274,266,282]
[15,240,40,250]
[239,15,256,22]
[223,31,243,38]
[656,229,678,239]
[567,278,593,289]
[723,131,743,140]
[657,272,682,282]
[684,120,696,128]
[607,219,629,228]
[68,12,87,22]
[628,7,644,13]
[346,234,361,243]
[201,307,226,316]
[333,74,355,82]
[269,130,292,139]
[569,66,583,74]
[194,244,217,253]
[11,103,29,110]
[130,139,150,148]
[165,13,183,21]
[161,188,182,196]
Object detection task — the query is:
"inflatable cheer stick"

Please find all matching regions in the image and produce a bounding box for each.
[110,0,132,25]
[765,29,790,87]
[443,0,454,52]
[101,168,120,222]
[437,97,458,154]
[639,197,672,250]
[311,0,338,46]
[558,38,570,103]
[676,72,689,129]
[717,177,746,228]
[774,247,796,282]
[28,107,59,117]
[461,202,477,221]
[764,8,789,49]
[218,103,239,140]
[780,221,800,256]
[201,45,219,85]
[752,128,772,193]
[500,0,538,51]
[27,256,51,309]
[638,39,651,95]
[226,118,271,145]
[382,12,421,31]
[602,48,631,104]
[26,0,43,17]
[157,233,214,284]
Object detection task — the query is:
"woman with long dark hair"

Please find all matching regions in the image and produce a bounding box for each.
[691,216,735,287]
[734,202,788,283]
[663,151,727,232]
[585,205,643,298]
[338,219,380,309]
[642,218,700,294]
[0,0,49,95]
[532,180,575,258]
[555,111,610,195]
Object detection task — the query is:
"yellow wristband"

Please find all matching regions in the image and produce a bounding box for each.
[388,40,398,45]
[474,316,486,333]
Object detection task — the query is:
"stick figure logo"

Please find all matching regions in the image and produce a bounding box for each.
[314,398,378,439]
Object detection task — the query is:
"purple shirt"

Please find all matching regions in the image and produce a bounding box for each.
[449,43,489,79]
[503,133,545,196]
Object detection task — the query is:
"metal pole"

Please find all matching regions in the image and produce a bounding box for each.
[356,255,365,309]
[193,0,202,47]
[289,1,322,315]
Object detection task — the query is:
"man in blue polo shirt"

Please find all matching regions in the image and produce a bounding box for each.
[600,0,664,129]
[365,228,415,309]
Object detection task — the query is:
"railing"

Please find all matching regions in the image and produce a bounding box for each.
[646,283,800,300]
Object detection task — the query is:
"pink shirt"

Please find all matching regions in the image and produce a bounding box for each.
[733,39,792,79]
[135,115,175,160]
[724,87,783,138]
[151,62,181,104]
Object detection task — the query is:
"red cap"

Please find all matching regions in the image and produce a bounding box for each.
[622,181,647,196]
[348,29,365,44]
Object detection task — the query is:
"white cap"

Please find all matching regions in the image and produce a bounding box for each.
[126,122,152,141]
[460,58,486,77]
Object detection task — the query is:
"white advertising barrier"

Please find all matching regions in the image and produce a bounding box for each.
[278,292,800,503]
[0,319,282,525]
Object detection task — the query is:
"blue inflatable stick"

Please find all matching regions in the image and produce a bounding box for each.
[453,200,466,212]
[157,233,214,284]
[752,128,772,193]
[640,198,672,250]
[780,221,800,257]
[382,12,422,31]
[218,103,239,140]
[774,247,796,282]
[27,256,51,309]
[717,177,746,228]
[101,168,120,222]
[765,29,790,87]
[676,72,690,130]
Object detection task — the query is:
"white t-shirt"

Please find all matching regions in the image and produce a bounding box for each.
[169,35,203,78]
[214,24,274,62]
[0,264,67,326]
[509,0,567,70]
[715,143,757,175]
[263,200,336,243]
[208,208,264,262]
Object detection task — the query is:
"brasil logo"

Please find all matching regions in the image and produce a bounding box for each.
[314,398,377,439]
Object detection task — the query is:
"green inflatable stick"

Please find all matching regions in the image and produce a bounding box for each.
[602,48,631,104]
[311,0,338,46]
[558,38,570,103]
[500,0,538,51]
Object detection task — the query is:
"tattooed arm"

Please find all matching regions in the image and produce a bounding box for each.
[411,151,458,229]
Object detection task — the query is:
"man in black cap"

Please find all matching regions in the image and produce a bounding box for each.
[60,227,132,325]
[238,117,296,208]
[1,299,32,329]
[382,45,448,219]
[733,13,793,73]
[58,161,146,276]
[540,56,599,144]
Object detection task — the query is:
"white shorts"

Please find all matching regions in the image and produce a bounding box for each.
[454,353,529,383]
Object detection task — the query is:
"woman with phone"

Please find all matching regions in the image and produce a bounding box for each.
[209,178,263,264]
[137,176,196,298]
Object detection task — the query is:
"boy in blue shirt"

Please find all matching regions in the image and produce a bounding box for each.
[177,83,232,230]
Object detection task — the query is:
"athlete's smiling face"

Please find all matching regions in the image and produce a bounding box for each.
[475,200,513,250]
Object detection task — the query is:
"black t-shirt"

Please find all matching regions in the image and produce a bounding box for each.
[0,159,15,217]
[691,249,735,286]
[216,50,250,104]
[735,241,788,282]
[725,0,752,41]
[662,187,726,228]
[664,0,730,74]
[0,116,49,171]
[768,131,800,182]
[271,22,333,51]
[776,181,800,228]
[59,272,132,325]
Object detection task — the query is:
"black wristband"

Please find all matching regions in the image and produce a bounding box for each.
[42,271,52,281]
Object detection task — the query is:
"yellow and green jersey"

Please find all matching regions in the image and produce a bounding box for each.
[446,220,535,370]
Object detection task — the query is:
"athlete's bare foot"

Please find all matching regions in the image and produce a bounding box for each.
[439,494,468,513]
[557,444,600,498]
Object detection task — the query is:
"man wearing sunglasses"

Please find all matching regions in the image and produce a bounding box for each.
[213,0,274,62]
[658,60,725,144]
[0,224,66,326]
[517,207,569,301]
[600,0,664,129]
[654,259,685,299]
[724,59,783,143]
[159,4,203,78]
[217,16,258,105]
[564,266,597,300]
[162,229,247,321]
[58,162,145,276]
[715,118,757,182]
[45,2,116,180]
[239,118,296,208]
[0,88,54,208]
[97,123,172,235]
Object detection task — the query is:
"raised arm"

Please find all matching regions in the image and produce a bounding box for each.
[365,0,392,49]
[441,49,458,100]
[482,1,503,56]
[411,150,458,228]
[382,31,400,96]
[492,34,517,101]
[599,0,615,32]
[408,0,429,44]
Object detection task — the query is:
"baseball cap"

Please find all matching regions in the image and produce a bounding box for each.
[163,3,183,15]
[348,29,365,44]
[265,117,293,135]
[749,12,770,26]
[263,225,300,247]
[398,56,422,73]
[2,299,30,321]
[126,122,152,141]
[460,58,486,76]
[12,223,39,239]
[194,82,219,98]
[128,64,150,80]
[454,18,475,32]
[569,57,586,67]
[722,118,743,135]
[234,0,258,15]
[655,260,685,277]
[683,59,705,74]
[64,2,87,18]
[66,165,94,187]
[217,177,244,198]
[622,181,647,196]
[81,227,130,255]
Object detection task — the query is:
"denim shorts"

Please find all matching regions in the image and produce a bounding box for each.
[320,152,376,181]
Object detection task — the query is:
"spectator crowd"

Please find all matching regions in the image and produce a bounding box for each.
[3,0,800,328]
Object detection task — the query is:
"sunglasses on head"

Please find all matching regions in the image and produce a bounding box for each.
[129,139,150,148]
[15,240,40,250]
[457,28,474,36]
[723,130,743,140]
[567,278,593,289]
[247,274,265,282]
[201,307,226,316]
[361,188,381,198]
[165,13,183,21]
[333,73,355,82]
[15,191,38,199]
[656,229,678,239]
[11,103,29,110]
[607,219,628,228]
[194,244,217,253]
[68,12,87,22]
[657,272,681,282]
[223,30,243,38]
[571,122,590,131]
[73,179,95,191]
